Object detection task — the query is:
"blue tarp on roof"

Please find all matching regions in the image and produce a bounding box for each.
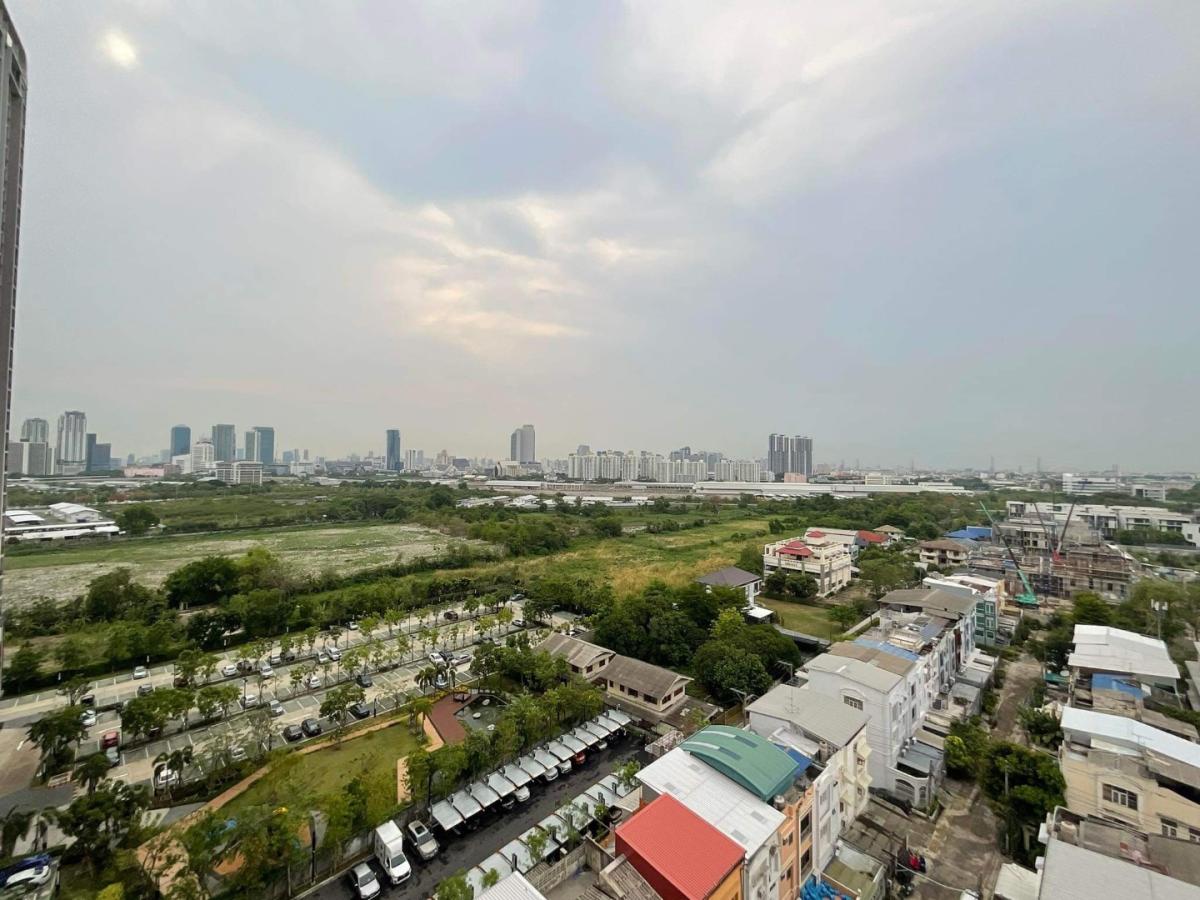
[946,526,992,540]
[782,747,813,771]
[1092,674,1143,697]
[854,637,919,661]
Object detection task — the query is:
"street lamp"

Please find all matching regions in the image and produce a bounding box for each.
[1151,599,1169,641]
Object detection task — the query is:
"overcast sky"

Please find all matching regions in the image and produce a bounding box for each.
[8,1,1198,470]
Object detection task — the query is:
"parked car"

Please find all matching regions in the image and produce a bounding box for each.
[356,671,373,688]
[268,699,285,717]
[513,619,525,628]
[105,747,121,768]
[132,665,149,680]
[301,718,323,737]
[80,693,96,707]
[240,692,259,708]
[407,820,440,861]
[80,709,97,728]
[347,862,381,900]
[229,746,247,763]
[326,646,342,662]
[317,651,330,664]
[281,648,297,662]
[220,663,238,677]
[452,652,471,666]
[137,684,154,697]
[258,664,274,679]
[0,856,54,890]
[427,652,446,666]
[282,724,304,742]
[173,673,191,688]
[349,701,371,720]
[269,652,283,666]
[513,784,531,803]
[442,610,460,621]
[236,659,256,674]
[100,730,120,749]
[305,674,322,689]
[434,672,448,688]
[153,766,180,790]
[347,621,360,631]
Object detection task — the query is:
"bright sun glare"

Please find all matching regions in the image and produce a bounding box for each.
[99,29,138,69]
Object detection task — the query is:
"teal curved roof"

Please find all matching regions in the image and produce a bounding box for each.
[680,725,801,801]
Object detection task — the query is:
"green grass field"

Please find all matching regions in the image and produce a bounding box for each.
[4,523,483,608]
[221,721,420,823]
[757,596,839,639]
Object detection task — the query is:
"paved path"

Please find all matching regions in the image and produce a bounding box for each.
[995,653,1042,740]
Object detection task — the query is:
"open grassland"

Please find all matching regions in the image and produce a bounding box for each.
[757,596,839,639]
[4,523,486,607]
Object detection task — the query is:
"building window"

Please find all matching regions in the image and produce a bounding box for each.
[800,849,812,876]
[1162,818,1179,838]
[1103,784,1138,810]
[1190,828,1200,844]
[799,813,811,838]
[843,696,864,710]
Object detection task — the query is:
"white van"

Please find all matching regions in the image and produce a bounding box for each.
[373,821,411,885]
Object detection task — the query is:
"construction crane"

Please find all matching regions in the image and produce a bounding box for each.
[978,501,1039,608]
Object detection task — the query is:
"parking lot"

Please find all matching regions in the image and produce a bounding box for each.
[312,739,640,900]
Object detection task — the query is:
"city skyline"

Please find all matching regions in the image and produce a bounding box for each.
[5,3,1197,471]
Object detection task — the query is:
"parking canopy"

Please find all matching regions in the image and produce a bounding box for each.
[537,813,569,844]
[478,853,515,881]
[587,715,618,737]
[603,709,632,729]
[486,771,516,799]
[557,798,594,830]
[544,740,572,762]
[469,781,501,809]
[449,789,483,819]
[533,747,561,770]
[520,823,560,859]
[559,733,587,755]
[597,774,635,798]
[430,799,463,832]
[499,762,533,788]
[576,723,606,745]
[583,782,619,808]
[499,838,537,874]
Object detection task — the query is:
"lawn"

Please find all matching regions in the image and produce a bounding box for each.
[757,597,839,640]
[3,523,487,608]
[220,720,421,824]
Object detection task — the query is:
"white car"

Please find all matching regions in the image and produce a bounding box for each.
[80,709,97,728]
[154,766,180,790]
[3,861,53,889]
[305,674,322,689]
[258,664,274,679]
[317,651,330,664]
[132,665,149,680]
[240,692,259,708]
[220,663,238,677]
[347,862,381,899]
[326,646,342,662]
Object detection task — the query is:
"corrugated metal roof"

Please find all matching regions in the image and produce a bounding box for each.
[808,651,903,691]
[616,795,744,900]
[680,726,800,801]
[1061,707,1200,769]
[637,746,784,853]
[1039,838,1198,900]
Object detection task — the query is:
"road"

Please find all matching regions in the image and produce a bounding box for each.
[311,740,639,900]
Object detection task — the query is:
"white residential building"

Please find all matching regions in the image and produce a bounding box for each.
[214,460,263,485]
[1005,500,1198,545]
[924,573,1008,646]
[1062,473,1123,496]
[763,533,853,597]
[746,686,872,880]
[717,458,764,482]
[191,438,215,473]
[1068,625,1179,693]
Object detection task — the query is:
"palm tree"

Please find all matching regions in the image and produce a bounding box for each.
[0,808,33,859]
[406,696,433,734]
[395,634,411,664]
[154,746,194,797]
[416,667,437,695]
[75,752,112,795]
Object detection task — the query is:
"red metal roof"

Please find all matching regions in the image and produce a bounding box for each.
[806,529,825,538]
[778,540,812,557]
[615,795,743,900]
[858,530,886,543]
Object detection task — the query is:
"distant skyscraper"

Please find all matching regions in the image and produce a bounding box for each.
[20,417,46,443]
[251,426,275,464]
[84,433,97,472]
[56,411,87,468]
[23,441,49,476]
[509,424,536,464]
[767,433,813,479]
[191,438,215,472]
[170,425,191,458]
[87,440,111,472]
[0,0,27,695]
[243,429,258,464]
[212,424,236,463]
[6,440,21,475]
[386,429,401,472]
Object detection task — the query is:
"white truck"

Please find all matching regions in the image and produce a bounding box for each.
[373,821,411,886]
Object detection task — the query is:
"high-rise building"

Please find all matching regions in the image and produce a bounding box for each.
[191,438,215,473]
[56,410,87,469]
[243,429,258,463]
[6,440,21,475]
[509,424,536,464]
[767,433,813,479]
[170,425,191,458]
[23,440,49,476]
[84,433,96,472]
[88,441,111,472]
[20,417,46,443]
[0,2,26,695]
[251,426,275,464]
[386,429,401,472]
[212,424,236,463]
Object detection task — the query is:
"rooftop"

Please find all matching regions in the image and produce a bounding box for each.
[828,641,916,675]
[1040,835,1200,899]
[1068,625,1178,682]
[537,633,614,671]
[746,684,869,748]
[696,566,761,588]
[615,794,743,900]
[680,726,801,802]
[476,872,548,900]
[603,655,691,699]
[878,587,978,618]
[806,651,904,692]
[1060,707,1200,771]
[636,746,784,853]
[918,538,972,552]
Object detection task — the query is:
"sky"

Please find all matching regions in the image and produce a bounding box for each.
[8,1,1199,471]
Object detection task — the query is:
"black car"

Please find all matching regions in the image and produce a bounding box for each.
[282,724,304,742]
[442,610,460,621]
[301,718,323,737]
[349,701,371,720]
[356,672,373,688]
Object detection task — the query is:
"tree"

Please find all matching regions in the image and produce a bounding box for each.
[525,828,548,864]
[6,644,43,692]
[735,543,764,576]
[154,747,195,798]
[76,752,113,795]
[55,636,89,671]
[0,807,34,859]
[785,573,819,601]
[482,868,501,888]
[437,872,474,900]
[27,704,87,778]
[944,719,989,780]
[119,693,168,743]
[320,684,366,743]
[981,742,1065,864]
[1070,592,1112,626]
[163,556,240,609]
[59,675,93,706]
[54,781,151,873]
[84,568,157,623]
[116,504,160,536]
[693,641,771,704]
[1018,708,1062,748]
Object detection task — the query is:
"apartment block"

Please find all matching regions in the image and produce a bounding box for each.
[763,533,853,597]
